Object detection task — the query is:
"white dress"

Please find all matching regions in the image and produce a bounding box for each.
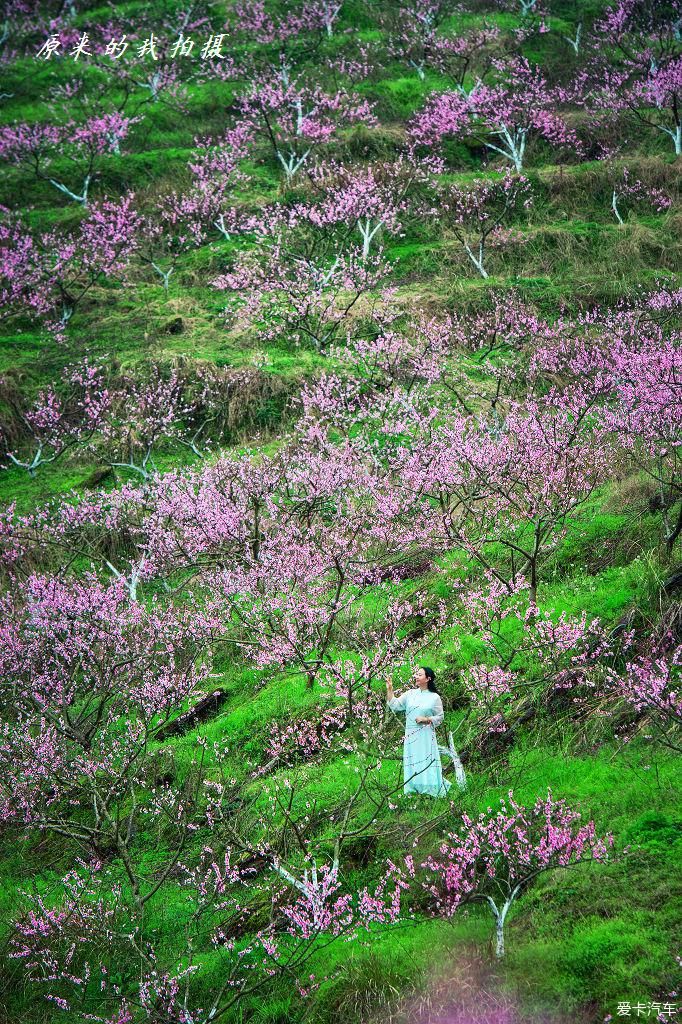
[387,687,452,797]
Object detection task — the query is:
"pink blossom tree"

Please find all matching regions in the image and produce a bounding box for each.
[125,63,191,113]
[527,315,682,551]
[382,1,501,86]
[451,570,629,744]
[585,0,682,155]
[200,438,447,688]
[604,641,682,753]
[234,75,376,182]
[0,193,141,334]
[390,398,612,606]
[302,292,554,423]
[0,113,136,205]
[436,170,533,278]
[327,304,457,394]
[255,656,399,777]
[596,0,682,71]
[0,207,54,328]
[10,842,407,1022]
[43,192,142,325]
[137,191,208,294]
[607,164,672,224]
[403,789,614,957]
[0,573,213,831]
[212,237,391,350]
[227,0,331,46]
[305,157,423,260]
[97,364,198,479]
[186,121,254,241]
[411,57,581,170]
[587,58,682,156]
[0,360,110,475]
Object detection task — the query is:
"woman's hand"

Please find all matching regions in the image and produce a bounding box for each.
[415,716,432,725]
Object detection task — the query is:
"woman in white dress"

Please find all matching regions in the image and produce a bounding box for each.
[386,666,452,798]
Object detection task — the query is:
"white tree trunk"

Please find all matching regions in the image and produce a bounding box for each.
[214,213,231,240]
[463,240,489,278]
[358,217,382,259]
[438,731,467,789]
[48,173,91,205]
[151,262,174,293]
[277,148,311,182]
[562,22,582,53]
[485,884,521,959]
[485,125,527,172]
[612,189,624,225]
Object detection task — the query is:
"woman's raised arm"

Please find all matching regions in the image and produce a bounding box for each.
[386,679,408,712]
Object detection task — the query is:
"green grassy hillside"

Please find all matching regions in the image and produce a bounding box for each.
[0,2,680,1023]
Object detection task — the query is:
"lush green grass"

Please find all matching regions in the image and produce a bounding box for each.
[1,1,681,1022]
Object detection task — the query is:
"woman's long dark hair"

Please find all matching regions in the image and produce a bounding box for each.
[421,666,439,694]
